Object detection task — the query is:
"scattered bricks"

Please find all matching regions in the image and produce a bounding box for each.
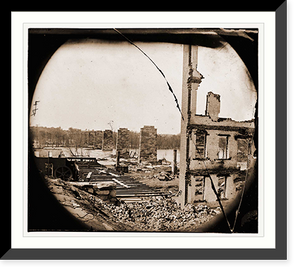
[102,129,114,151]
[117,128,130,158]
[139,126,157,163]
[97,195,215,231]
[48,177,216,231]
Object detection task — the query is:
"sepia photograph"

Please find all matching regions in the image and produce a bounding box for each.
[28,28,258,233]
[5,4,289,263]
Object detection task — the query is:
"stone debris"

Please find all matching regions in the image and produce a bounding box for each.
[97,195,221,231]
[67,181,117,202]
[157,171,174,181]
[46,177,221,232]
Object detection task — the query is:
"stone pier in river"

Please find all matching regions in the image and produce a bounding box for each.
[138,125,157,163]
[116,128,130,158]
[102,130,114,151]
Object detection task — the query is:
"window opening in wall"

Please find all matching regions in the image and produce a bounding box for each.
[218,176,227,199]
[194,175,205,202]
[195,132,206,159]
[218,135,229,159]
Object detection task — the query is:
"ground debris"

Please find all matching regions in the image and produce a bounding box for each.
[97,195,220,232]
[157,171,174,181]
[45,176,219,232]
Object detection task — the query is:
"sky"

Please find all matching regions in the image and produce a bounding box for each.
[30,37,257,134]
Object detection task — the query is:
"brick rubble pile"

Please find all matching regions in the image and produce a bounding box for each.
[97,195,221,231]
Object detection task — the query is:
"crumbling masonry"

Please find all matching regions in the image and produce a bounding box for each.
[102,129,114,151]
[178,45,256,207]
[138,125,157,163]
[116,128,130,158]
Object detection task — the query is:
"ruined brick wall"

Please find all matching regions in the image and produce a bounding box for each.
[180,89,255,207]
[187,174,236,205]
[139,126,157,163]
[205,91,221,121]
[116,128,130,158]
[102,130,114,151]
[190,128,253,171]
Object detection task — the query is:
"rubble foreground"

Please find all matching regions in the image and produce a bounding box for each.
[46,177,221,232]
[103,196,221,231]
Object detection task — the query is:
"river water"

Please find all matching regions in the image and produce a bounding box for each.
[35,147,180,165]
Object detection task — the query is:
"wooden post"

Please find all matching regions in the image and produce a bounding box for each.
[116,150,120,167]
[173,149,177,175]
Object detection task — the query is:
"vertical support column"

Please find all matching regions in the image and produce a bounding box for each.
[179,44,203,207]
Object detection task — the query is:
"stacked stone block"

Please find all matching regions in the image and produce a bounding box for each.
[139,126,157,163]
[102,129,114,151]
[116,128,130,158]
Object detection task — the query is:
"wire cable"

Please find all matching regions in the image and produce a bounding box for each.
[190,135,233,233]
[113,28,184,121]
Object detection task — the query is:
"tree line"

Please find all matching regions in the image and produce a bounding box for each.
[29,126,180,150]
